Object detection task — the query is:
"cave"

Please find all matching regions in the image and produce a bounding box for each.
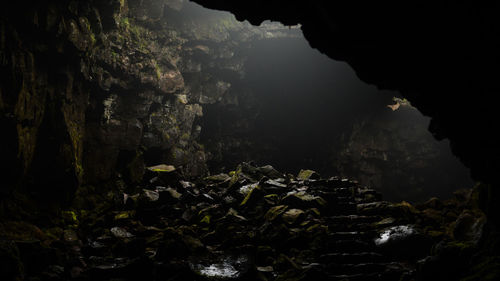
[0,0,498,280]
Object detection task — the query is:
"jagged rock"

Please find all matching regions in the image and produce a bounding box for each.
[453,211,486,243]
[205,173,231,184]
[297,169,320,181]
[373,217,396,228]
[114,211,135,221]
[157,186,182,202]
[265,205,289,221]
[0,241,23,281]
[221,208,247,222]
[282,209,305,225]
[257,165,282,179]
[63,229,79,243]
[0,161,476,280]
[239,183,260,196]
[140,189,160,202]
[239,184,263,207]
[110,227,134,238]
[257,266,274,272]
[421,197,444,210]
[264,179,287,189]
[375,225,431,258]
[282,191,326,209]
[148,164,176,172]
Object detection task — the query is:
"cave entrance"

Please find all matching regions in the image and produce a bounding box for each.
[173,1,473,202]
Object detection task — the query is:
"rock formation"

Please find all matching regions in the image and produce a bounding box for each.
[1,0,498,280]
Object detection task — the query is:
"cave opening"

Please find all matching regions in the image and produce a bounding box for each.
[186,2,474,203]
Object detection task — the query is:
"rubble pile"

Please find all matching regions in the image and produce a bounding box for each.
[0,163,487,280]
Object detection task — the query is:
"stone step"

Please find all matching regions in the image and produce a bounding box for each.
[328,262,387,274]
[327,223,376,232]
[316,188,353,197]
[325,202,358,215]
[326,239,376,253]
[320,252,387,264]
[326,262,408,278]
[327,231,373,241]
[327,272,404,281]
[356,202,392,215]
[326,215,382,224]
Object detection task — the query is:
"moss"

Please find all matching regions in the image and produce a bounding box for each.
[120,17,130,30]
[297,169,317,181]
[61,210,79,227]
[264,205,288,221]
[240,185,260,206]
[89,32,96,46]
[115,211,135,220]
[200,215,211,224]
[153,60,162,80]
[229,165,242,188]
[148,164,176,172]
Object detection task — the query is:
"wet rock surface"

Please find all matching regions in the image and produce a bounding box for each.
[1,162,491,280]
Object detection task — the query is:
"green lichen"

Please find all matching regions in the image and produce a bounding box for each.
[89,32,96,46]
[115,211,135,220]
[153,60,162,80]
[264,205,288,221]
[229,166,242,188]
[61,210,79,227]
[297,169,317,181]
[240,185,260,206]
[200,215,211,224]
[120,17,130,30]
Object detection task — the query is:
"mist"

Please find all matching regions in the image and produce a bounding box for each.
[199,25,472,202]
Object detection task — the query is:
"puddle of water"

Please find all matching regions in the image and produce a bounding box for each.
[190,255,249,279]
[374,225,416,246]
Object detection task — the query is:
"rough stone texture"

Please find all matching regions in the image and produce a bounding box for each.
[332,105,473,202]
[0,0,299,210]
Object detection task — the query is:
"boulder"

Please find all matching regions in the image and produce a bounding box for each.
[282,209,305,225]
[375,225,431,259]
[297,169,320,181]
[110,227,134,238]
[282,191,326,209]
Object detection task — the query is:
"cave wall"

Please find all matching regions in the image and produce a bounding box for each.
[332,105,473,202]
[0,0,299,211]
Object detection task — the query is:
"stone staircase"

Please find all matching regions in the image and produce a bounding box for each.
[69,165,425,281]
[307,180,416,281]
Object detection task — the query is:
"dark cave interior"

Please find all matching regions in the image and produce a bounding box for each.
[0,0,499,280]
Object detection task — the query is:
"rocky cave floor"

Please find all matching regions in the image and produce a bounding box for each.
[0,163,496,281]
